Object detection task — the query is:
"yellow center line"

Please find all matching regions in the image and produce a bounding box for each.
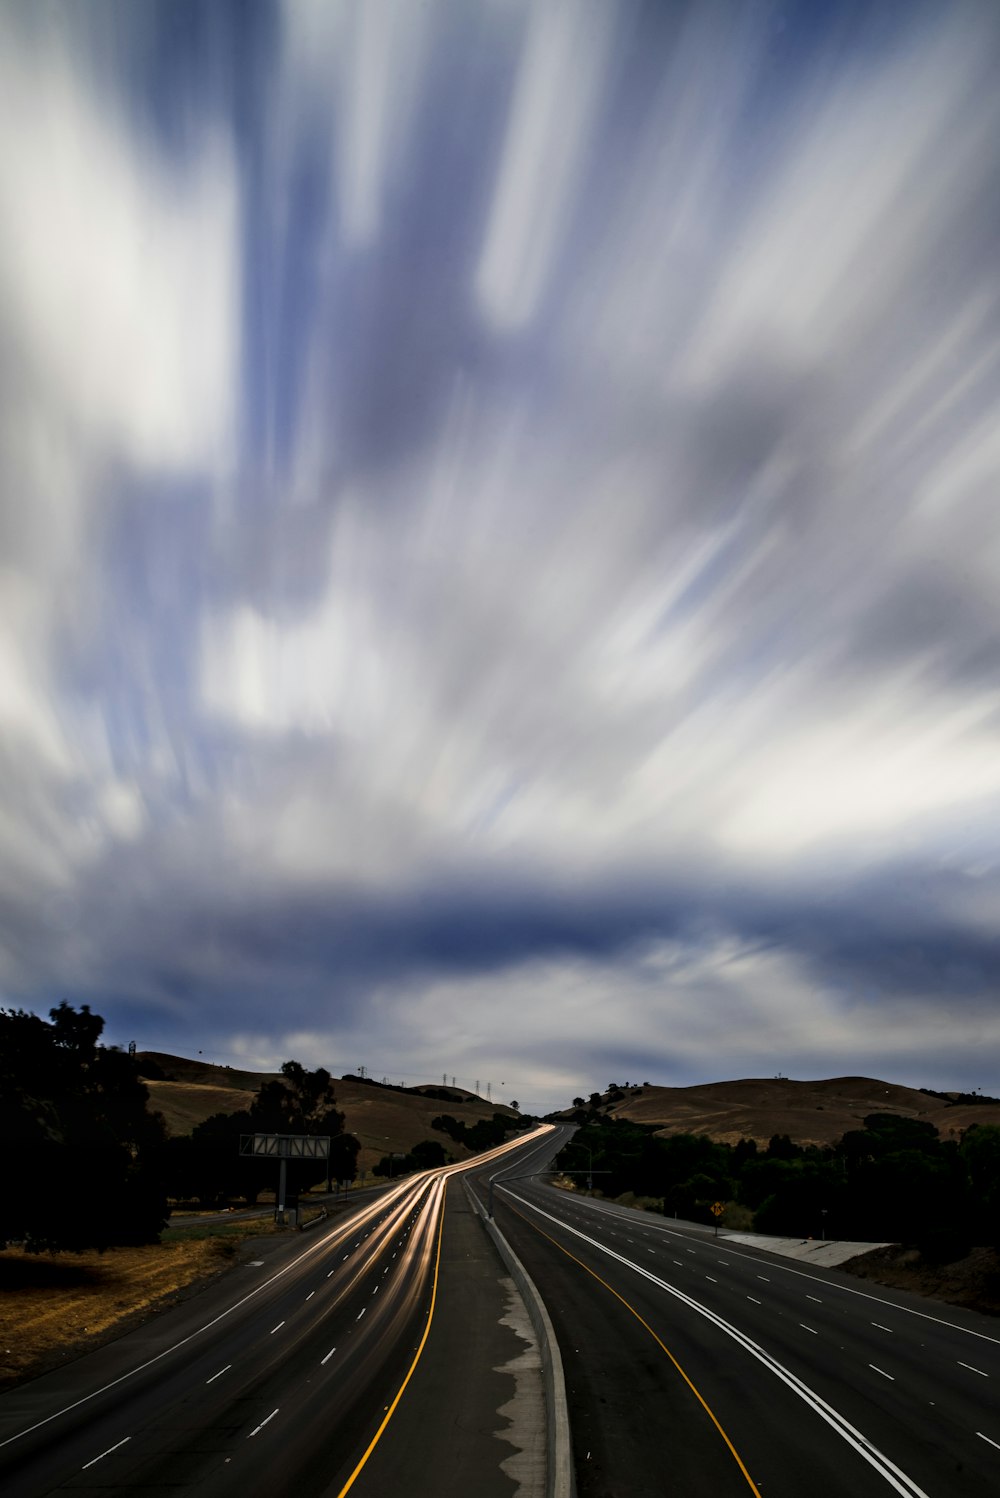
[506,1199,762,1497]
[336,1181,447,1498]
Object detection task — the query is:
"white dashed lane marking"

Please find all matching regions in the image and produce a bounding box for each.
[82,1437,130,1470]
[248,1410,279,1438]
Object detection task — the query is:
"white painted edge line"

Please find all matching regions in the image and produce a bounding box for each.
[205,1365,231,1384]
[82,1435,130,1469]
[566,1193,1000,1347]
[0,1173,437,1453]
[464,1176,574,1498]
[505,1186,930,1498]
[248,1409,279,1438]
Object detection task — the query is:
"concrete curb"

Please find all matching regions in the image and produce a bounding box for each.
[464,1179,575,1498]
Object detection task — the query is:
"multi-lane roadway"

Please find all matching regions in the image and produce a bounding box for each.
[5,1120,999,1497]
[0,1127,553,1497]
[485,1129,1000,1498]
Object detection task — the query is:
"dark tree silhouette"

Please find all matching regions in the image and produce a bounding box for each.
[0,1003,167,1251]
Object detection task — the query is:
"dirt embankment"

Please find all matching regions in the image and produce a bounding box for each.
[841,1243,1000,1318]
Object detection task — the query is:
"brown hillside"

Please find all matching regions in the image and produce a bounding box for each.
[138,1052,517,1172]
[597,1077,1000,1147]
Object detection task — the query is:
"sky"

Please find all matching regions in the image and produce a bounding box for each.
[2,0,1000,1116]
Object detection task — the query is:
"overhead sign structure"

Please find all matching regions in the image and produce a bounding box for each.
[240,1134,332,1220]
[240,1134,330,1160]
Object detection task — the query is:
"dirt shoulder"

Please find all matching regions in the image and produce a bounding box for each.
[841,1243,1000,1317]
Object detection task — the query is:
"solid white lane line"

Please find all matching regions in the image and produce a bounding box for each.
[82,1436,131,1469]
[509,1189,930,1498]
[977,1432,1000,1450]
[958,1361,988,1377]
[872,1323,892,1332]
[607,1210,1000,1347]
[205,1365,231,1384]
[870,1365,894,1381]
[248,1409,279,1438]
[270,1322,285,1334]
[800,1324,817,1335]
[321,1346,337,1365]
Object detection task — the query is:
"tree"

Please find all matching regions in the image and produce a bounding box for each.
[0,1003,167,1251]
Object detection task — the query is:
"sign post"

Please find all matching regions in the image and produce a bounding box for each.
[710,1200,725,1236]
[240,1134,331,1223]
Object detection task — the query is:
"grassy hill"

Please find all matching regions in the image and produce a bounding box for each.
[137,1052,518,1173]
[568,1076,1000,1147]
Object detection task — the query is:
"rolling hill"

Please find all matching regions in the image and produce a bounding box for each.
[571,1076,1000,1147]
[136,1052,519,1172]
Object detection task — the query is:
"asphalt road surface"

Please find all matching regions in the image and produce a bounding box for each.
[487,1147,1000,1498]
[0,1127,554,1498]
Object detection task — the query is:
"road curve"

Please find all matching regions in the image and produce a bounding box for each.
[0,1126,556,1497]
[489,1163,1000,1498]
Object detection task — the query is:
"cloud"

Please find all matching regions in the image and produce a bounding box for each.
[3,2,1000,1111]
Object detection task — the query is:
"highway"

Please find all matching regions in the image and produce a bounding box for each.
[486,1137,1000,1498]
[7,1120,998,1497]
[0,1127,555,1498]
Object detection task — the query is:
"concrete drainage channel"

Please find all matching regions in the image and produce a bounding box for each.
[464,1179,576,1498]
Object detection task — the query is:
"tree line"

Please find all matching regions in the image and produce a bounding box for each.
[557,1109,1000,1262]
[0,1005,359,1250]
[0,1003,531,1253]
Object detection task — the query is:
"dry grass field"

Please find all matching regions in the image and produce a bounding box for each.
[0,1237,237,1391]
[594,1076,1000,1148]
[139,1053,517,1173]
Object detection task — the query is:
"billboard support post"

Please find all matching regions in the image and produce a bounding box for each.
[240,1134,331,1223]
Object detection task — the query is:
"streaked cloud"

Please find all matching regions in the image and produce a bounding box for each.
[2,1,1000,1112]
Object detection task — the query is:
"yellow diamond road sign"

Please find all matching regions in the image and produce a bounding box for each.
[711,1201,725,1217]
